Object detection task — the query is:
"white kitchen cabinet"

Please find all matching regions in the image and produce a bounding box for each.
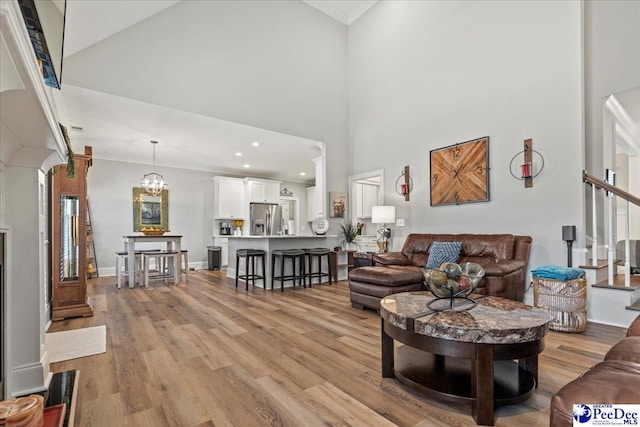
[213,237,229,267]
[356,183,379,218]
[355,235,379,253]
[245,178,281,203]
[213,176,245,219]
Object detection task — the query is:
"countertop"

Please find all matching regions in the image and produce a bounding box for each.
[380,292,549,344]
[226,234,337,239]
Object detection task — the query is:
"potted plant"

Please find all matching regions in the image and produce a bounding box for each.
[339,220,359,251]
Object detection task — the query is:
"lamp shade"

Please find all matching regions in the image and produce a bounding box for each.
[371,205,396,224]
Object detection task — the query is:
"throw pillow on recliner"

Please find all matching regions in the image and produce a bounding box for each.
[426,241,463,269]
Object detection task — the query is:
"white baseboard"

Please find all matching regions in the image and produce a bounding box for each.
[11,361,47,397]
[100,267,117,276]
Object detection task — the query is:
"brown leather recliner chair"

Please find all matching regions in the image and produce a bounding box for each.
[348,233,532,310]
[550,315,640,427]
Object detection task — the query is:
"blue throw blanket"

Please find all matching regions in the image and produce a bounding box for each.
[531,265,586,281]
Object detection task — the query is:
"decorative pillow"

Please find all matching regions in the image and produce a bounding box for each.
[426,242,463,269]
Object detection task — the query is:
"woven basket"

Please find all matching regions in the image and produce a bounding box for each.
[533,276,587,333]
[141,230,165,236]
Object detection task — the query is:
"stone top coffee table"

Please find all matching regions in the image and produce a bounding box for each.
[380,292,549,426]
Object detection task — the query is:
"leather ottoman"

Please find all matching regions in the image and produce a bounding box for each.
[348,266,424,310]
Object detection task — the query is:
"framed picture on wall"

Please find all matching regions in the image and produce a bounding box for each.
[133,187,169,231]
[329,191,346,218]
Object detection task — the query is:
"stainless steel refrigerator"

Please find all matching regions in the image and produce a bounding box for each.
[250,203,282,236]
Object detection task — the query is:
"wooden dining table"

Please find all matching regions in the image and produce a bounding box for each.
[123,234,182,288]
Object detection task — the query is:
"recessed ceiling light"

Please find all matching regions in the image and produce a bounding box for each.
[243,164,251,168]
[252,141,260,147]
[235,152,242,156]
[300,172,306,176]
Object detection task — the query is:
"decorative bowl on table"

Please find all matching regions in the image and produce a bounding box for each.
[141,228,166,236]
[422,262,485,311]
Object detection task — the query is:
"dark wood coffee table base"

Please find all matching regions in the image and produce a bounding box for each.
[382,320,544,426]
[394,345,537,403]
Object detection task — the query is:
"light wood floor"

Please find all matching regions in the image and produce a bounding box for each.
[48,270,628,427]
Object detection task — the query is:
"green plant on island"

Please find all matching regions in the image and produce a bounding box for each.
[338,220,359,250]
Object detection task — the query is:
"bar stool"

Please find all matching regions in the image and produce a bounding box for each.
[304,248,333,286]
[115,249,162,288]
[115,251,132,289]
[157,250,189,282]
[271,249,306,292]
[180,250,189,282]
[142,251,179,288]
[154,250,188,282]
[235,249,266,291]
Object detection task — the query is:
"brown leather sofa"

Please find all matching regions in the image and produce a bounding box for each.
[348,233,532,310]
[550,315,640,427]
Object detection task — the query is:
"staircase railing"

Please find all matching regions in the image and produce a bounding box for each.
[583,171,640,287]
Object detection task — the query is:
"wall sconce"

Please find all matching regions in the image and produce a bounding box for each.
[395,166,413,201]
[509,139,545,188]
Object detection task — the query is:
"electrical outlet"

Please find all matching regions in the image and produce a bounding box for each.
[396,218,405,226]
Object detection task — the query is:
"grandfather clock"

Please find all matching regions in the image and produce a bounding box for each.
[50,147,94,321]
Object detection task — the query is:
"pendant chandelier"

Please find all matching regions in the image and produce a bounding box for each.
[140,140,167,196]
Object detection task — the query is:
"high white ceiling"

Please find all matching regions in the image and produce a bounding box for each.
[302,0,378,25]
[57,85,323,180]
[62,0,181,58]
[55,0,376,183]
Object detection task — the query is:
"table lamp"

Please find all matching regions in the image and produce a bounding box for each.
[372,205,396,252]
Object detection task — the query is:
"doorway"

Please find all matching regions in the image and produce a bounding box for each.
[348,169,385,234]
[279,197,300,235]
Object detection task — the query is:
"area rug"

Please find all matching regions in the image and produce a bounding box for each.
[45,325,106,363]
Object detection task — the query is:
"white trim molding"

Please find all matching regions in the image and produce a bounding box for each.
[605,94,640,156]
[0,0,67,168]
[11,362,47,397]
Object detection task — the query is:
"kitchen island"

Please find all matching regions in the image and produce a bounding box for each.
[227,235,339,289]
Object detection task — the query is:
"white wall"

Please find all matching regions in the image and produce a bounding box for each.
[583,0,640,244]
[0,161,5,226]
[88,159,213,274]
[63,0,350,231]
[89,159,320,274]
[5,166,47,396]
[584,0,640,177]
[631,155,640,238]
[348,1,584,296]
[278,180,313,236]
